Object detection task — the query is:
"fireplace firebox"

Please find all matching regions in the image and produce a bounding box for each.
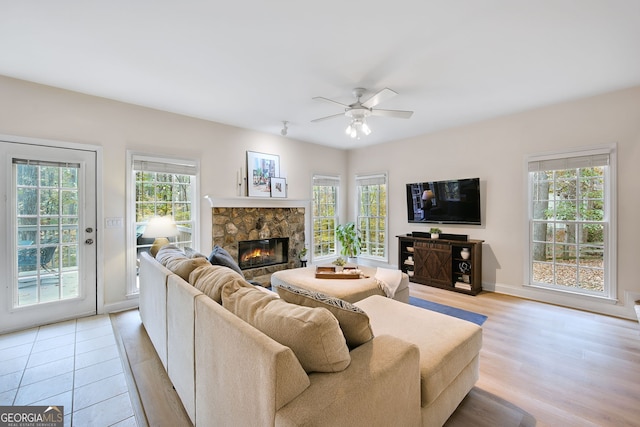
[238,238,289,270]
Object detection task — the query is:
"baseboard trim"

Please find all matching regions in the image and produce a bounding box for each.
[102,298,139,314]
[490,282,636,320]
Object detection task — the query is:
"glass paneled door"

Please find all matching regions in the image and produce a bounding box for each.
[0,141,97,333]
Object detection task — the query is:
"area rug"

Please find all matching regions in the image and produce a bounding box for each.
[409,296,487,326]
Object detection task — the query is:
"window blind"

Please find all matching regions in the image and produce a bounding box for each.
[355,173,387,186]
[528,153,609,172]
[313,175,340,187]
[133,158,197,176]
[13,158,80,168]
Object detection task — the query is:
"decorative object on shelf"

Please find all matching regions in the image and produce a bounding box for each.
[429,227,442,239]
[336,222,362,260]
[270,177,287,198]
[236,166,247,196]
[246,151,280,197]
[407,246,414,252]
[143,216,179,257]
[461,247,470,260]
[459,261,471,273]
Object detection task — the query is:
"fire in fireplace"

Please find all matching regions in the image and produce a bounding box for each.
[238,238,289,270]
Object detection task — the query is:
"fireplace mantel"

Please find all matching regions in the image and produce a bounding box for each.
[204,196,310,208]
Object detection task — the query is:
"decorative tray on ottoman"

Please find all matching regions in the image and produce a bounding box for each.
[315,265,365,279]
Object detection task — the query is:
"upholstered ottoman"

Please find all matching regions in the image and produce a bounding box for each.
[354,295,483,427]
[270,266,410,303]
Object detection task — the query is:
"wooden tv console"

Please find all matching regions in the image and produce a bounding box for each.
[397,234,483,295]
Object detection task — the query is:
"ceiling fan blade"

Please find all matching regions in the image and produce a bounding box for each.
[311,113,345,123]
[362,88,397,108]
[312,96,349,108]
[370,109,414,119]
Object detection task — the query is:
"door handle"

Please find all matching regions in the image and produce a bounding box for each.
[85,239,94,245]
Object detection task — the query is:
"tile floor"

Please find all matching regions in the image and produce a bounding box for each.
[0,315,138,427]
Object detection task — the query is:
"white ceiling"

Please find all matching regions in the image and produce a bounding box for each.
[1,1,639,149]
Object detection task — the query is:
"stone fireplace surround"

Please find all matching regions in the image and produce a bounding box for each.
[212,207,305,284]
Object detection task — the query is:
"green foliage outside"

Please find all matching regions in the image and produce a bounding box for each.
[312,185,337,257]
[357,183,386,258]
[135,172,192,225]
[16,164,80,272]
[531,166,606,291]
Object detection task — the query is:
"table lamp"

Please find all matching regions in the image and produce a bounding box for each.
[143,216,179,257]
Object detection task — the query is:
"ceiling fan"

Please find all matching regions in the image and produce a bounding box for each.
[311,87,414,139]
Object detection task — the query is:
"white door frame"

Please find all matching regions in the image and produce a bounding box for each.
[0,134,103,332]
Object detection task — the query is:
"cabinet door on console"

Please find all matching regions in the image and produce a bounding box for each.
[414,242,452,287]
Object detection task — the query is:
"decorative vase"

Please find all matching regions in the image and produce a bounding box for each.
[431,233,439,239]
[461,248,470,260]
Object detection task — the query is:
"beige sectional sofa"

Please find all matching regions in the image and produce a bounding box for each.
[138,247,482,427]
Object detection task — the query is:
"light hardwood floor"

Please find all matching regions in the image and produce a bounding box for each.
[112,284,640,427]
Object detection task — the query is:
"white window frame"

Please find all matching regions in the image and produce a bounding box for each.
[525,144,617,302]
[126,152,200,296]
[312,174,339,263]
[355,172,388,262]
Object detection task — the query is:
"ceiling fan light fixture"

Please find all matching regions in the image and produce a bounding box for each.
[346,118,371,139]
[345,123,353,136]
[314,87,411,139]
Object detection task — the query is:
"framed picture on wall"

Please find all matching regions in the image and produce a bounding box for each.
[246,151,280,197]
[270,177,287,198]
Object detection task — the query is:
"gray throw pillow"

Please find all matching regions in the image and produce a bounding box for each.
[208,245,244,276]
[184,247,207,259]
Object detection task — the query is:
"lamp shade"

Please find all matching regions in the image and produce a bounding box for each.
[143,216,179,238]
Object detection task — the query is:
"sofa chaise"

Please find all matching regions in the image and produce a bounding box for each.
[138,247,482,426]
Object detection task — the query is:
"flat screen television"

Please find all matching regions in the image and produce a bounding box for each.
[406,178,481,225]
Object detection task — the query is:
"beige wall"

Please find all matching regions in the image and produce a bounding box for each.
[349,85,640,319]
[0,76,347,311]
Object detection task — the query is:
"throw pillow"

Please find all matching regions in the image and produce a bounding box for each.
[208,245,244,276]
[184,247,207,259]
[155,245,185,265]
[164,256,210,282]
[190,264,251,304]
[276,284,374,348]
[223,286,351,373]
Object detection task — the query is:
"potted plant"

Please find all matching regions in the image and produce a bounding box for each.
[299,246,308,262]
[335,222,362,261]
[429,227,442,239]
[332,256,346,266]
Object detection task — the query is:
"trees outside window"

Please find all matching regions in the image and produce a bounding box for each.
[128,154,198,294]
[528,147,615,299]
[312,175,339,260]
[356,173,387,260]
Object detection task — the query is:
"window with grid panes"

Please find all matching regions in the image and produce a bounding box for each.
[312,175,339,259]
[528,146,615,300]
[356,173,387,260]
[128,154,198,294]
